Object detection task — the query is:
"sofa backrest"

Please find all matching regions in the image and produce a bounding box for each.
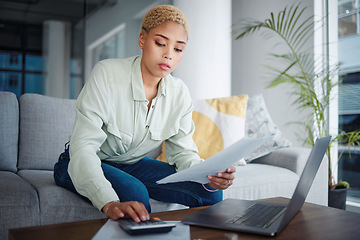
[18,94,76,170]
[0,91,19,172]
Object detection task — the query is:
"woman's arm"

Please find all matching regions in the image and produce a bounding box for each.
[69,61,150,222]
[68,62,120,210]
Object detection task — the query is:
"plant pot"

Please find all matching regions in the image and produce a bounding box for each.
[328,187,348,210]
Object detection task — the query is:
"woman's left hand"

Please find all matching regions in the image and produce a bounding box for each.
[207,166,236,190]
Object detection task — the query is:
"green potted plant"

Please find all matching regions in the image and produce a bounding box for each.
[233,3,360,209]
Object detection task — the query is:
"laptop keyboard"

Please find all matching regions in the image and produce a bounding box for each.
[226,203,286,228]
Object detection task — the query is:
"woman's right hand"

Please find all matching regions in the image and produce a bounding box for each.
[102,201,150,222]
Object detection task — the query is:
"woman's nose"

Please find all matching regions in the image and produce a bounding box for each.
[163,48,172,60]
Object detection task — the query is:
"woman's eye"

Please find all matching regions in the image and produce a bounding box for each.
[155,41,165,47]
[175,48,183,53]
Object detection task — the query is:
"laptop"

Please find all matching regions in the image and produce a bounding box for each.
[181,136,331,237]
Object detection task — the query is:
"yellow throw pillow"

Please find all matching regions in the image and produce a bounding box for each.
[157,95,248,165]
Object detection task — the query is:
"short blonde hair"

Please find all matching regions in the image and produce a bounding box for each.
[141,5,189,38]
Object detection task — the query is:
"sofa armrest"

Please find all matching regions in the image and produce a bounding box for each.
[251,146,329,206]
[251,147,312,175]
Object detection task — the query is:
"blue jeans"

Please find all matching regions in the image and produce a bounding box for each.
[53,147,222,212]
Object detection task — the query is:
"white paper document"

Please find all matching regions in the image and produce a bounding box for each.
[92,219,190,240]
[157,135,273,184]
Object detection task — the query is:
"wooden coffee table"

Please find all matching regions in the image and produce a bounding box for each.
[8,197,360,240]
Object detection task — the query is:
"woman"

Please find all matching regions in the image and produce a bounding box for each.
[54,5,235,223]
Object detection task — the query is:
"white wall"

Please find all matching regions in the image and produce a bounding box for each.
[173,0,232,100]
[82,0,171,78]
[231,0,314,147]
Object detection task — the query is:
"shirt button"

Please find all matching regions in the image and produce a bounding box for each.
[145,125,149,129]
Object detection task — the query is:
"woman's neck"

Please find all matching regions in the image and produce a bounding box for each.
[143,77,160,113]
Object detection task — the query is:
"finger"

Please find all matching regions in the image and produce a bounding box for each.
[105,203,124,220]
[103,202,124,220]
[123,201,150,222]
[208,175,231,189]
[208,180,228,190]
[216,172,235,181]
[131,202,150,221]
[122,204,141,223]
[208,175,229,185]
[110,206,125,220]
[226,166,236,173]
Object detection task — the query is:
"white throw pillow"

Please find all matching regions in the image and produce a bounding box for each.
[245,94,292,162]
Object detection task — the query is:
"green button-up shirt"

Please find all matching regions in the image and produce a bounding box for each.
[68,56,202,210]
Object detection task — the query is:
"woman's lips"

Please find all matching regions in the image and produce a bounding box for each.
[159,63,170,71]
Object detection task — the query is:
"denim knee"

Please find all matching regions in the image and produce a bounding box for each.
[120,182,151,212]
[100,161,152,212]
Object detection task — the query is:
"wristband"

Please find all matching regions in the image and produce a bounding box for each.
[202,183,219,192]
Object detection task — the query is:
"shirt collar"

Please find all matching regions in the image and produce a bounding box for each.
[131,56,167,101]
[131,56,146,101]
[157,77,166,97]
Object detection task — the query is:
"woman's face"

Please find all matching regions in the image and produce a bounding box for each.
[139,21,187,82]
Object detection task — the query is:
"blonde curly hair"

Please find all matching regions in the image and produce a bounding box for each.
[141,5,189,38]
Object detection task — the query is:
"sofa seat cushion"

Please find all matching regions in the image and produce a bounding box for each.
[17,170,186,223]
[17,170,104,225]
[0,171,39,240]
[223,163,299,200]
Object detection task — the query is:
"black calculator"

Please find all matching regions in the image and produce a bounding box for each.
[118,217,176,235]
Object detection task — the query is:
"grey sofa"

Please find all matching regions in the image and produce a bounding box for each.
[0,91,328,240]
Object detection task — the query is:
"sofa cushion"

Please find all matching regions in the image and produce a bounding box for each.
[0,171,40,240]
[223,163,299,200]
[0,92,18,172]
[245,94,291,162]
[17,170,104,225]
[18,94,76,170]
[17,170,187,223]
[158,95,248,165]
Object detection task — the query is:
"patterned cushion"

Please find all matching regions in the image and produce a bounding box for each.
[245,94,291,162]
[158,95,248,165]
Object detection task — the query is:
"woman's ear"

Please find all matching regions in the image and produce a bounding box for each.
[138,33,145,50]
